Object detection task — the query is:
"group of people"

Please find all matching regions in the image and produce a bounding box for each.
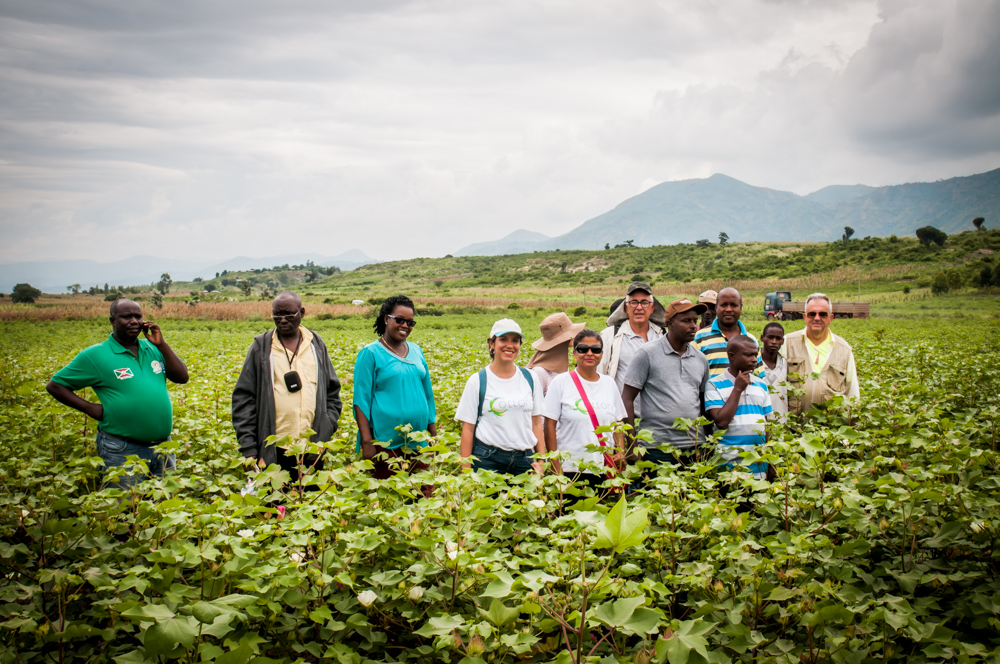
[45,282,859,490]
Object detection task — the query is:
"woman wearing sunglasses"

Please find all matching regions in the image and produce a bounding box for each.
[542,329,626,490]
[455,319,546,475]
[353,295,437,478]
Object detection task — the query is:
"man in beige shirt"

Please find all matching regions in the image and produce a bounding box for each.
[233,291,342,485]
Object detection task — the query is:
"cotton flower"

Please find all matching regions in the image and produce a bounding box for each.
[237,529,254,538]
[276,505,286,521]
[20,510,29,517]
[358,590,377,607]
[408,586,425,601]
[529,499,545,509]
[289,551,305,564]
[240,478,257,497]
[445,542,459,561]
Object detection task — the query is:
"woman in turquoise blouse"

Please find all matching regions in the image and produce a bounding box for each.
[353,295,437,478]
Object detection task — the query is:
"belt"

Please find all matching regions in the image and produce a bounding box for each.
[474,439,534,456]
[99,430,169,448]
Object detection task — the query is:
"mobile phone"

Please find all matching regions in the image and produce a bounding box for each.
[141,322,151,333]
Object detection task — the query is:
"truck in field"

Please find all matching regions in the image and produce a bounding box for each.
[763,291,870,320]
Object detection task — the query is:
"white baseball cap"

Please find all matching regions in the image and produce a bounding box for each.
[490,318,524,340]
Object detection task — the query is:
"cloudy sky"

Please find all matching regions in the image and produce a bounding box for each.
[1,0,998,263]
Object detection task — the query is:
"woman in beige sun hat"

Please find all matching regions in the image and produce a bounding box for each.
[526,312,586,396]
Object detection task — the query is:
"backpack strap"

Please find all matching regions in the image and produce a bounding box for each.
[519,366,534,392]
[472,368,488,444]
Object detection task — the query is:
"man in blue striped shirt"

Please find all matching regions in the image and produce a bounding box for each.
[704,335,773,479]
[693,287,762,378]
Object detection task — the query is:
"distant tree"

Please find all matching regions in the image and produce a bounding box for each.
[973,217,985,231]
[946,269,964,291]
[916,226,947,247]
[613,240,635,249]
[215,272,220,278]
[931,271,949,295]
[842,226,855,242]
[993,266,1000,288]
[695,239,711,247]
[718,232,729,246]
[573,306,587,317]
[239,280,252,297]
[604,243,610,250]
[260,285,273,301]
[67,284,81,295]
[103,283,109,294]
[11,283,42,304]
[979,266,992,287]
[204,282,217,292]
[150,292,164,309]
[104,289,124,302]
[444,254,453,258]
[156,273,172,294]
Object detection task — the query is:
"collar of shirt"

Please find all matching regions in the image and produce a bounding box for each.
[621,319,662,339]
[661,339,695,357]
[271,326,314,358]
[711,317,748,336]
[107,333,148,356]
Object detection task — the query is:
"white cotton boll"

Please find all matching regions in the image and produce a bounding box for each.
[240,479,257,497]
[358,590,377,607]
[237,529,254,538]
[408,586,425,601]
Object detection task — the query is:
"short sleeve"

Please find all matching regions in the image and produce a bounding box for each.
[699,358,709,392]
[351,345,377,418]
[51,348,100,391]
[622,348,650,390]
[704,380,724,411]
[529,371,543,416]
[759,383,774,416]
[541,375,564,421]
[454,372,482,424]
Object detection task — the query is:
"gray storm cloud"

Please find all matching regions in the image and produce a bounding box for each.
[0,0,997,263]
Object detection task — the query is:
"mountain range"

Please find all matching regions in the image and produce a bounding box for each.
[0,250,377,294]
[456,168,999,256]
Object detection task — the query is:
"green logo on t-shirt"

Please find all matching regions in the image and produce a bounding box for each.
[573,399,588,414]
[488,398,505,417]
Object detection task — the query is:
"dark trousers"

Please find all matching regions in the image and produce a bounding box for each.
[370,447,430,480]
[471,440,535,475]
[277,450,324,491]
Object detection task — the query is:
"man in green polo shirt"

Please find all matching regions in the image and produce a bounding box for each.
[46,298,189,487]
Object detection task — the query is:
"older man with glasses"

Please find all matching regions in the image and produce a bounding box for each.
[598,282,667,418]
[232,291,342,485]
[782,292,859,414]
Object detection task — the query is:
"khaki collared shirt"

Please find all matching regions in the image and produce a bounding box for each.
[271,326,318,441]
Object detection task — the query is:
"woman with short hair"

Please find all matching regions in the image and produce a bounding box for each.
[353,295,437,478]
[542,329,626,488]
[455,319,545,475]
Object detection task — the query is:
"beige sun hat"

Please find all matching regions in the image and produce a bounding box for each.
[698,289,718,305]
[531,312,587,351]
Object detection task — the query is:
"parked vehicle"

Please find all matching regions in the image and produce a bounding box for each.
[764,291,870,320]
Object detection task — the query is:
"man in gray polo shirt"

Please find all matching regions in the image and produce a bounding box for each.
[622,298,709,466]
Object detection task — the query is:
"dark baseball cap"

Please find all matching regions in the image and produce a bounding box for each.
[626,281,653,296]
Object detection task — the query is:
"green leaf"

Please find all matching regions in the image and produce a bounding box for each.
[623,607,661,635]
[309,605,333,624]
[593,596,646,628]
[121,604,175,622]
[480,571,515,598]
[594,495,648,553]
[414,614,465,637]
[925,521,964,548]
[766,587,797,601]
[477,599,520,627]
[215,640,254,664]
[142,615,199,657]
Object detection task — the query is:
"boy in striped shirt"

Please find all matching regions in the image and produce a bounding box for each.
[704,335,773,479]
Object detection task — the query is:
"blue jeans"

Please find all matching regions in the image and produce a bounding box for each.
[471,440,535,475]
[96,431,176,489]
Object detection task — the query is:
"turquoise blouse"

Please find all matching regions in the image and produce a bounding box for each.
[352,340,437,451]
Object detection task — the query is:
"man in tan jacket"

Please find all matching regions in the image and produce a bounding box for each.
[782,293,859,414]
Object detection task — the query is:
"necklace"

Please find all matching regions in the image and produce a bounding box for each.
[379,336,408,358]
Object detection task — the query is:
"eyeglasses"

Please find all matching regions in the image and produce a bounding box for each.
[805,311,830,319]
[386,314,417,328]
[272,312,301,321]
[627,299,653,308]
[574,344,604,355]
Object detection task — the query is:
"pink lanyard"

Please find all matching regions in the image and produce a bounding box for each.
[568,370,615,472]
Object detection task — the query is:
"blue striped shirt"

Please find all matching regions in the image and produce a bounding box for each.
[704,371,773,478]
[693,319,763,378]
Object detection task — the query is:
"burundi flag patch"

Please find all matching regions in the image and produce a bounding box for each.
[114,368,134,380]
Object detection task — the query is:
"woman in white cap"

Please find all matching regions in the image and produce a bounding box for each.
[454,318,546,475]
[526,312,586,396]
[543,329,626,491]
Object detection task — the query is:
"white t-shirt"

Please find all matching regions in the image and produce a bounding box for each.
[455,366,544,452]
[542,372,626,473]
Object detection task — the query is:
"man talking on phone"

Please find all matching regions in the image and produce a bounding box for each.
[46,298,188,487]
[232,291,342,486]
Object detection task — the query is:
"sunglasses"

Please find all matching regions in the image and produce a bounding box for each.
[574,344,604,355]
[386,314,417,328]
[272,312,301,321]
[805,311,830,319]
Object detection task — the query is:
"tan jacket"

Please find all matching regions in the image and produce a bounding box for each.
[783,329,857,414]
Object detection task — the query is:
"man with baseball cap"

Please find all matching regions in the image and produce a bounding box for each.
[622,298,709,466]
[698,290,717,329]
[598,282,666,416]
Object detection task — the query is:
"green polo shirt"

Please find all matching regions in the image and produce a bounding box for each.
[52,334,173,443]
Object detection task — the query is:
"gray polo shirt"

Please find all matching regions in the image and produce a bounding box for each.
[623,337,709,449]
